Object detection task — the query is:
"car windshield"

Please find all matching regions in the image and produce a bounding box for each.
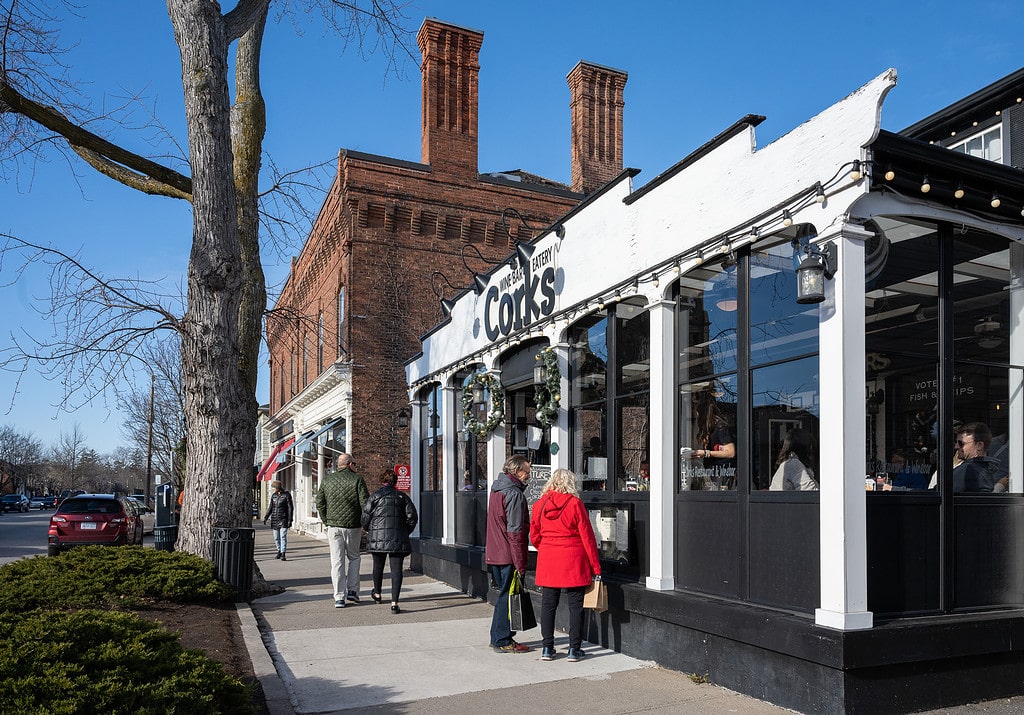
[2,495,19,501]
[61,500,120,515]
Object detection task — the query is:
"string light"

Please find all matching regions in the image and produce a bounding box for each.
[651,272,660,288]
[849,160,862,181]
[954,183,965,200]
[920,175,931,193]
[884,165,895,181]
[815,185,826,203]
[782,210,793,227]
[990,193,1001,209]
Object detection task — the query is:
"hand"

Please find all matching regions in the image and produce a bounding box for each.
[594,574,602,581]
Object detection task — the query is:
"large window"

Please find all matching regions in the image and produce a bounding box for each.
[674,232,821,612]
[418,383,443,540]
[571,302,650,494]
[864,218,1023,614]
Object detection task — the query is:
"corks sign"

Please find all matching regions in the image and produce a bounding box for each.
[483,243,560,340]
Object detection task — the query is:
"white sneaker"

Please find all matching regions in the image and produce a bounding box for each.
[334,599,345,608]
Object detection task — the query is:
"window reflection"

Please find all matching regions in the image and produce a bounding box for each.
[749,240,818,367]
[679,376,737,491]
[751,357,820,491]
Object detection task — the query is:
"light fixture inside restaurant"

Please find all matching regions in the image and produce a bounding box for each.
[713,257,738,312]
[795,242,837,305]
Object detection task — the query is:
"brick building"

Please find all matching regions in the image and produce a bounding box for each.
[261,18,627,536]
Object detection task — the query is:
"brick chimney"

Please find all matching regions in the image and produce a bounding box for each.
[417,19,484,177]
[568,61,627,195]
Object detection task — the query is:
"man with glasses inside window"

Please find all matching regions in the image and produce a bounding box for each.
[952,422,1007,493]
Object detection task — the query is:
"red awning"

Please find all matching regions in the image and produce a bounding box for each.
[257,438,295,482]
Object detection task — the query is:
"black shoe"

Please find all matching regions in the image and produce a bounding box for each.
[280,553,286,561]
[390,604,400,614]
[371,591,382,604]
[275,552,281,559]
[541,646,556,661]
[567,648,585,662]
[347,590,360,603]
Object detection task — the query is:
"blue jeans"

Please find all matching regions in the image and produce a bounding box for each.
[489,564,516,647]
[272,527,288,554]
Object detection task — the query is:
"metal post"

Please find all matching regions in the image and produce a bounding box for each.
[145,372,154,505]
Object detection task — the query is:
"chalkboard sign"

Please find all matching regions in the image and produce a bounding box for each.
[524,465,552,507]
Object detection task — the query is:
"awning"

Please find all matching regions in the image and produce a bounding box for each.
[257,437,295,482]
[294,418,345,456]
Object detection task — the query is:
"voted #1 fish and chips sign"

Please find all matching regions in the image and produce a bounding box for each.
[483,244,560,340]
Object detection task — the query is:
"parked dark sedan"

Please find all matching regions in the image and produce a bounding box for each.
[1,494,30,512]
[47,494,145,556]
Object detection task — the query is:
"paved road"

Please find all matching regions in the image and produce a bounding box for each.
[0,508,51,565]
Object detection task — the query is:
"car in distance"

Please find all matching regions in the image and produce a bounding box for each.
[125,497,155,535]
[40,495,57,509]
[47,494,145,556]
[1,494,31,513]
[30,496,46,510]
[55,489,85,507]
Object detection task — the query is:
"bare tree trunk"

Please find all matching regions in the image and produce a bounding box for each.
[232,4,271,592]
[167,0,250,559]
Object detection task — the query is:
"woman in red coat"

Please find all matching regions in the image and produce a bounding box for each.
[530,468,601,662]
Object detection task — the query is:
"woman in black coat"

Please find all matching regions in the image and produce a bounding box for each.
[361,470,418,613]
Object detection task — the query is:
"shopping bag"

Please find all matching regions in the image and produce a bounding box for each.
[508,571,537,631]
[583,579,608,613]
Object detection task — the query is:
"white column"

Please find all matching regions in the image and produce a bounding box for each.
[815,223,873,630]
[552,342,571,471]
[441,385,458,545]
[487,369,507,490]
[646,299,676,590]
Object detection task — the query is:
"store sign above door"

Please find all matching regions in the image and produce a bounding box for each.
[483,244,560,340]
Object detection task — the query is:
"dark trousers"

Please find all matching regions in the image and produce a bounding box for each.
[540,585,586,650]
[371,552,406,603]
[489,564,515,647]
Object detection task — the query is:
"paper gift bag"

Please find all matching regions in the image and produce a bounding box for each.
[583,579,608,612]
[508,571,537,631]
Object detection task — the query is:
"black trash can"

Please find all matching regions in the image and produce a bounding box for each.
[153,525,178,552]
[211,527,255,602]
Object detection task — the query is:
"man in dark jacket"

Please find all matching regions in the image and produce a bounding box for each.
[316,453,369,608]
[485,454,532,653]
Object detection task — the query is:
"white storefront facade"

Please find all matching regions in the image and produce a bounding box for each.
[405,68,1024,712]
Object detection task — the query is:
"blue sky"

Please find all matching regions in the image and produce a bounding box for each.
[2,0,1022,455]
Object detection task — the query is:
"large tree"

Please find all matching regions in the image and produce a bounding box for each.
[0,0,411,558]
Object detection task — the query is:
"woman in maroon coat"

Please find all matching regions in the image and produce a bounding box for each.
[530,468,601,662]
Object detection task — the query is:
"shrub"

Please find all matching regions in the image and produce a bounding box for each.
[0,546,233,611]
[0,609,253,714]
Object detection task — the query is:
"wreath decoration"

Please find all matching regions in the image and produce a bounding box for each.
[534,348,561,427]
[461,372,505,439]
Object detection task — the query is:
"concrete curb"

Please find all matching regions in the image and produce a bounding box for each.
[236,603,294,715]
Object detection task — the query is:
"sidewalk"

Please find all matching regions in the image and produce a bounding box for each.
[241,526,789,714]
